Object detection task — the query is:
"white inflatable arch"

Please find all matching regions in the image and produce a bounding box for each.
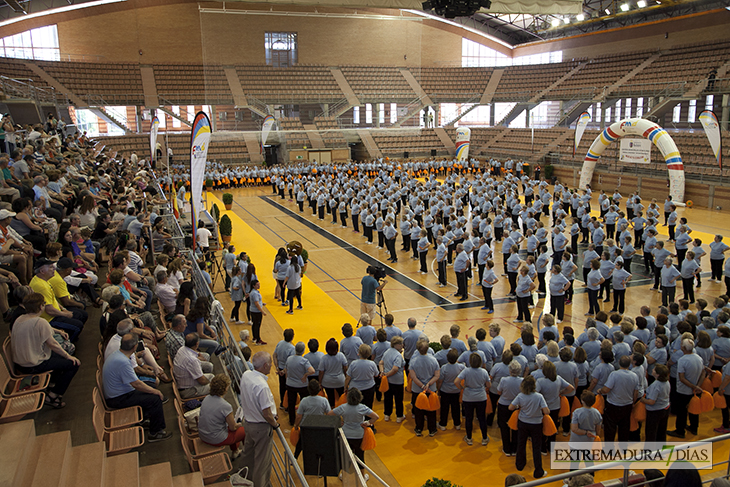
[578,118,685,203]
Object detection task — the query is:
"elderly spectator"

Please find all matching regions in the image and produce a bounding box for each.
[199,374,246,458]
[165,314,214,373]
[29,257,84,342]
[0,208,32,285]
[155,270,177,316]
[103,333,171,442]
[31,174,63,222]
[11,292,80,409]
[174,333,215,398]
[104,319,164,386]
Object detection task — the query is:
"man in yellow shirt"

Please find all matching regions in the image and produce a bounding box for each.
[29,258,85,342]
[48,257,88,324]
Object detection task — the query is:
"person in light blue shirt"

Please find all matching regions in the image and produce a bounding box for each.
[600,355,640,441]
[438,348,464,430]
[586,259,604,316]
[328,388,378,476]
[409,341,440,436]
[660,257,681,307]
[536,361,573,454]
[458,337,487,369]
[641,364,671,442]
[481,260,498,313]
[681,250,701,303]
[340,323,364,365]
[675,226,692,265]
[346,344,379,408]
[667,340,705,438]
[509,376,549,478]
[285,343,315,425]
[380,336,405,421]
[710,235,730,283]
[497,360,523,456]
[356,315,377,344]
[515,267,535,324]
[456,353,490,445]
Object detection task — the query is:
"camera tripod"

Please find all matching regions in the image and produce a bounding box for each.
[375,286,388,327]
[208,251,227,294]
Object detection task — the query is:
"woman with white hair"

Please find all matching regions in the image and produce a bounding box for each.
[457,337,487,368]
[346,344,379,408]
[456,352,491,446]
[497,360,523,456]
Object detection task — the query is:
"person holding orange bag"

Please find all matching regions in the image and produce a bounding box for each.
[509,376,550,479]
[456,352,491,446]
[569,391,602,472]
[667,338,706,438]
[641,365,671,441]
[328,388,379,483]
[536,361,574,455]
[293,379,331,459]
[438,348,464,431]
[380,336,405,422]
[409,340,440,437]
[715,357,730,434]
[497,360,524,456]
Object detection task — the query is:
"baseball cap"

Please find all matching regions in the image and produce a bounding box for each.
[0,209,16,220]
[33,257,55,271]
[56,257,75,269]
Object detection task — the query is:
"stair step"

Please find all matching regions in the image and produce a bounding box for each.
[139,462,173,487]
[66,442,106,487]
[172,472,204,487]
[103,452,139,487]
[19,430,72,487]
[0,420,35,487]
[206,482,232,487]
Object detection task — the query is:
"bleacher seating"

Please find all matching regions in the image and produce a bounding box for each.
[415,66,493,102]
[279,117,310,149]
[371,128,449,156]
[154,64,233,105]
[493,60,581,101]
[236,65,343,103]
[340,66,416,102]
[313,116,348,148]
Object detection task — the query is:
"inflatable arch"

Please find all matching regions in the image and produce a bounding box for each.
[578,118,685,203]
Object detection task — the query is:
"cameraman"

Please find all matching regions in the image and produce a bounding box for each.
[361,266,387,321]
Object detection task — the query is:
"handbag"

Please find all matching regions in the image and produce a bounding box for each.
[229,467,254,487]
[183,407,201,432]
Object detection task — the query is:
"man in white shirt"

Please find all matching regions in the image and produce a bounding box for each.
[239,351,279,487]
[196,221,212,254]
[155,271,177,315]
[173,333,214,398]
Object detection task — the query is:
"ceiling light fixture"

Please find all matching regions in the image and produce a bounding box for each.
[637,0,647,7]
[576,13,585,20]
[551,17,561,26]
[620,3,630,11]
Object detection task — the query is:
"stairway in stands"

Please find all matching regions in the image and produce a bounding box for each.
[0,420,229,487]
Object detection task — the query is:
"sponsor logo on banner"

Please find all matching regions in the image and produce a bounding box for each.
[620,137,651,163]
[551,442,712,470]
[189,112,212,249]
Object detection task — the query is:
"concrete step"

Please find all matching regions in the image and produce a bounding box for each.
[139,462,173,487]
[18,430,72,487]
[103,452,139,487]
[0,419,35,487]
[171,472,204,487]
[65,442,106,487]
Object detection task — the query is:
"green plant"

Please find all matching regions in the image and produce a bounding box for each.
[219,214,232,237]
[211,204,220,224]
[222,193,233,205]
[205,178,214,187]
[301,249,309,264]
[429,342,442,353]
[544,164,554,179]
[422,478,462,487]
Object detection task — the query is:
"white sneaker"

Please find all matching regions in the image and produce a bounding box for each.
[437,424,446,431]
[396,416,405,423]
[339,472,343,481]
[481,438,489,446]
[364,473,370,483]
[384,415,390,422]
[455,425,461,430]
[232,448,242,459]
[556,319,562,324]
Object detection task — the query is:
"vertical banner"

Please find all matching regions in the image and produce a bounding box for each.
[455,127,471,162]
[190,112,212,250]
[150,114,159,165]
[574,111,591,157]
[261,115,275,153]
[699,110,722,169]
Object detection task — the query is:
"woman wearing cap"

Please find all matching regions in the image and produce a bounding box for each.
[0,207,33,285]
[9,198,48,255]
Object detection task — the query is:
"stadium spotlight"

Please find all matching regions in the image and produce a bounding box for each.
[576,13,585,20]
[605,8,611,14]
[551,17,561,26]
[637,0,646,7]
[422,0,491,18]
[620,3,630,11]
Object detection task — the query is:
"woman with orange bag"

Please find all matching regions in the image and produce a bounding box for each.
[328,388,379,482]
[714,356,730,434]
[642,364,671,441]
[456,352,491,446]
[569,391,602,471]
[380,336,405,422]
[536,361,574,455]
[497,360,524,456]
[293,379,331,459]
[409,340,440,437]
[509,376,550,479]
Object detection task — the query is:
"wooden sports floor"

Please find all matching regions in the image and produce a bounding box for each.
[205,185,730,487]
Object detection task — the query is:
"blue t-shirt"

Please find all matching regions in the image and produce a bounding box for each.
[497,376,523,405]
[360,275,379,304]
[569,407,602,443]
[512,392,547,424]
[644,380,670,411]
[347,359,378,391]
[458,367,490,402]
[333,403,373,440]
[103,350,138,399]
[536,376,570,410]
[409,353,439,393]
[382,348,405,385]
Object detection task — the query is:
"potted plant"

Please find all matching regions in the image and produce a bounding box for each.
[211,203,220,224]
[219,214,232,244]
[205,178,214,189]
[222,193,233,211]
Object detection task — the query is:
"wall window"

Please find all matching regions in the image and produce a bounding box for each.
[672,103,681,123]
[265,32,297,67]
[378,104,385,124]
[172,106,182,128]
[390,103,397,123]
[0,25,59,61]
[614,100,621,122]
[353,106,360,124]
[688,99,697,123]
[462,38,561,67]
[624,98,632,118]
[705,95,714,111]
[636,98,643,117]
[365,104,372,124]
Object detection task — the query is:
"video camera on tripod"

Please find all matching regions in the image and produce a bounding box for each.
[367,265,387,280]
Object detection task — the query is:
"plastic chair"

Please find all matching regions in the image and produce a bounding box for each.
[179,434,232,484]
[92,387,143,431]
[92,404,144,456]
[0,353,50,397]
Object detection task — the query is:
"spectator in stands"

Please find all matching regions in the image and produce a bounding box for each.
[199,374,245,458]
[239,351,279,487]
[155,270,177,316]
[103,333,171,442]
[32,175,64,223]
[196,221,212,254]
[11,292,80,409]
[174,333,214,399]
[29,258,84,342]
[104,319,162,387]
[165,314,213,373]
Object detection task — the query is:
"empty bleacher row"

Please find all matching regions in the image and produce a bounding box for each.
[313,116,348,148]
[1,38,728,108]
[278,117,310,149]
[98,133,252,164]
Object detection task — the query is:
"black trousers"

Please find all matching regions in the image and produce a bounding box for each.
[673,392,699,435]
[487,391,499,426]
[497,403,516,454]
[661,285,676,307]
[287,385,309,425]
[231,300,242,321]
[463,400,487,440]
[516,420,544,477]
[251,311,262,341]
[439,391,461,428]
[438,260,447,285]
[361,386,376,409]
[604,402,633,442]
[17,351,79,396]
[352,216,359,233]
[516,296,531,321]
[324,386,345,409]
[537,272,546,294]
[419,251,428,273]
[482,286,494,311]
[411,392,437,434]
[711,258,724,280]
[297,201,304,212]
[456,271,467,298]
[107,390,166,435]
[682,277,695,302]
[550,294,565,321]
[340,212,347,226]
[613,289,626,314]
[507,272,517,295]
[542,409,560,454]
[645,407,669,442]
[383,382,404,418]
[387,238,397,262]
[587,288,600,315]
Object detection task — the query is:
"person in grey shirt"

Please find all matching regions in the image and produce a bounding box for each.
[402,317,420,372]
[273,328,296,409]
[453,243,469,301]
[600,355,639,442]
[381,336,406,421]
[340,323,363,365]
[667,339,706,438]
[285,342,314,426]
